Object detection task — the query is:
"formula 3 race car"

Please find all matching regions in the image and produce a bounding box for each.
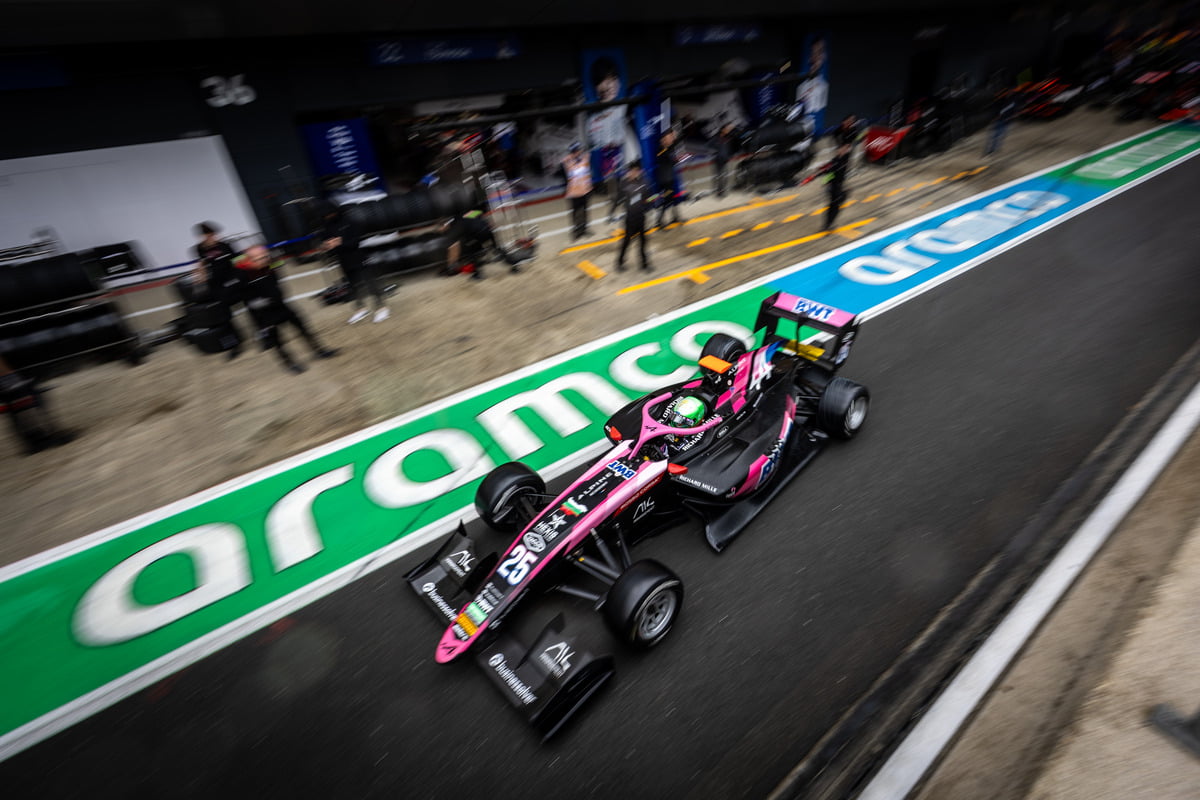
[406,291,870,738]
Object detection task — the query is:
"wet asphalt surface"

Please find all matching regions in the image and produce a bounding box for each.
[6,154,1200,800]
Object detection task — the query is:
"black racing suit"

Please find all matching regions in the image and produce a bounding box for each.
[323,213,384,310]
[194,239,245,344]
[615,172,652,271]
[233,258,328,367]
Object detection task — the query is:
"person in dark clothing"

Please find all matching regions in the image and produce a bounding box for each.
[810,142,853,231]
[233,245,338,374]
[833,114,861,148]
[320,205,388,324]
[711,122,737,198]
[443,210,513,281]
[654,129,684,229]
[614,162,653,272]
[192,221,245,359]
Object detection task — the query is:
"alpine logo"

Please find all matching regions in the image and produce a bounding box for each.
[522,531,546,553]
[443,549,474,578]
[538,642,574,677]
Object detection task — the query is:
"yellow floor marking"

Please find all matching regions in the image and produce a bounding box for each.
[840,199,857,208]
[813,206,829,215]
[951,170,970,180]
[560,193,805,256]
[560,235,621,255]
[837,227,865,240]
[968,165,989,175]
[863,194,881,203]
[720,229,744,239]
[784,213,804,222]
[663,221,683,230]
[929,176,947,185]
[886,188,904,197]
[687,272,712,284]
[752,221,774,231]
[576,260,607,280]
[617,217,876,296]
[910,181,928,190]
[688,237,711,248]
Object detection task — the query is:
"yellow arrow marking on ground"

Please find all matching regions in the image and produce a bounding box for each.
[721,229,744,239]
[558,193,801,255]
[617,217,876,296]
[752,221,774,231]
[688,237,711,248]
[576,260,607,280]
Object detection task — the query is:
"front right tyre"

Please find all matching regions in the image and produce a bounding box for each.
[603,560,684,648]
[816,376,870,439]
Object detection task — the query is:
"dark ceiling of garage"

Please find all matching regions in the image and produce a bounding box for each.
[2,0,1063,47]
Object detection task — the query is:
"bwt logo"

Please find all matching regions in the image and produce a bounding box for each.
[792,297,836,321]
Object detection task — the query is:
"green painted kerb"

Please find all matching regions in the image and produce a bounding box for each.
[0,289,770,740]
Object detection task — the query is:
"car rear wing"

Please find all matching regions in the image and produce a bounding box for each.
[753,291,860,373]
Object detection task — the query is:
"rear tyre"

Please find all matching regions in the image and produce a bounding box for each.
[603,560,683,648]
[816,376,869,439]
[475,462,546,533]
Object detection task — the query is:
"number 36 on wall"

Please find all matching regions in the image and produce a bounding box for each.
[202,74,257,107]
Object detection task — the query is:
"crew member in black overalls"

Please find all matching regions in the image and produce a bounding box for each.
[811,142,853,231]
[654,129,684,230]
[614,162,652,272]
[233,245,339,374]
[320,205,388,324]
[192,221,245,358]
[444,209,512,280]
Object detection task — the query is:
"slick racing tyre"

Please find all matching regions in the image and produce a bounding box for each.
[816,376,870,439]
[475,462,546,533]
[700,332,746,364]
[604,560,683,648]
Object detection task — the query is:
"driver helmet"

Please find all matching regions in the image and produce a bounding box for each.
[668,396,707,428]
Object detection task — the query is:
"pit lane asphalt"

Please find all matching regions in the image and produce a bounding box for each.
[6,156,1200,800]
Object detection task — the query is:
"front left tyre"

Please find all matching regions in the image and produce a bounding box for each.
[475,462,546,533]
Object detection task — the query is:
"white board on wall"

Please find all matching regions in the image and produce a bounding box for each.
[0,136,259,269]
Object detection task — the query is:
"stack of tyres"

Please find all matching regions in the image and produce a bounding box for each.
[345,183,485,237]
[737,150,812,190]
[0,253,141,375]
[171,275,239,356]
[362,232,449,274]
[0,253,98,314]
[0,302,134,373]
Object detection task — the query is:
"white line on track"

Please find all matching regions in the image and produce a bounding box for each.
[857,377,1200,800]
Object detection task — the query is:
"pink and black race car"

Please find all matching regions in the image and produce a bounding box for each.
[407,291,870,737]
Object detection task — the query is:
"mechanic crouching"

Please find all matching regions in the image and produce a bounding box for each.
[442,210,518,280]
[233,244,339,374]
